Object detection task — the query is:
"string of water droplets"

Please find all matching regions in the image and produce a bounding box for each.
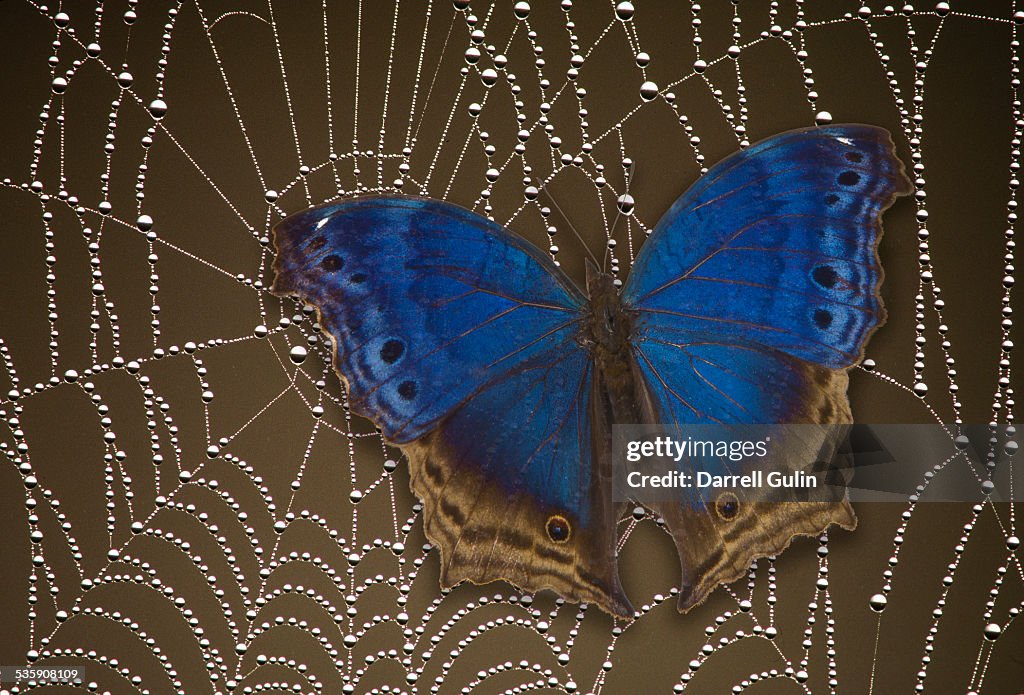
[0,1,1019,694]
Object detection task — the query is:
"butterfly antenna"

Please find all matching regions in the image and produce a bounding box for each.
[604,162,634,272]
[534,177,600,267]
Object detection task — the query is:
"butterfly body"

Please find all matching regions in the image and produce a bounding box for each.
[582,267,648,427]
[272,125,911,618]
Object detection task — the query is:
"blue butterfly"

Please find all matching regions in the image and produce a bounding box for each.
[272,125,911,618]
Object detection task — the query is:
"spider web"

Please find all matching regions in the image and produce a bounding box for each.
[0,0,1021,693]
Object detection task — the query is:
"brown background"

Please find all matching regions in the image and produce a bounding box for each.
[0,1,1021,693]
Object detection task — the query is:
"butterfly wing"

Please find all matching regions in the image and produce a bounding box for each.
[272,196,632,617]
[622,125,911,610]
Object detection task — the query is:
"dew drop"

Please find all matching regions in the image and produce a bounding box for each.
[639,81,659,101]
[816,110,833,125]
[616,193,635,215]
[289,346,308,364]
[51,76,68,93]
[983,623,1001,640]
[869,593,888,611]
[264,189,279,203]
[117,71,134,88]
[615,2,635,20]
[148,99,168,119]
[513,1,530,19]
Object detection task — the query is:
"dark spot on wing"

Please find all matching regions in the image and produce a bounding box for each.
[813,265,839,289]
[439,498,467,526]
[844,151,864,163]
[321,255,343,271]
[351,273,367,283]
[825,193,840,205]
[380,339,405,364]
[814,309,834,329]
[398,380,417,400]
[309,236,327,251]
[715,492,739,520]
[838,171,860,186]
[546,515,571,543]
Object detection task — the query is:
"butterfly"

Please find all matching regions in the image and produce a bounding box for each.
[270,125,911,618]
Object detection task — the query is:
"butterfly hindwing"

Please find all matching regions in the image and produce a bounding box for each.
[272,196,631,617]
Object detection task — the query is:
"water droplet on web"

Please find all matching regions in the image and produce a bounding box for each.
[148,99,168,119]
[289,346,308,364]
[514,2,531,19]
[615,2,635,20]
[117,71,134,87]
[616,194,635,214]
[869,593,888,611]
[816,110,833,125]
[640,81,659,101]
[264,190,278,203]
[983,623,1001,640]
